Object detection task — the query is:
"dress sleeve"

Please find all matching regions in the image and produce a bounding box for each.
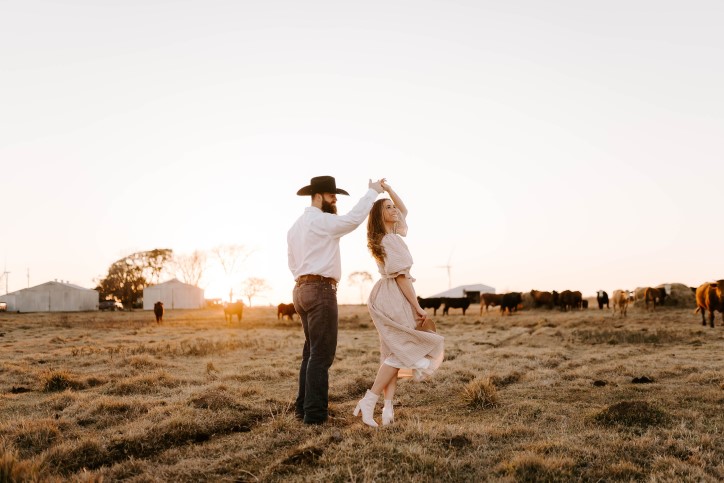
[382,235,414,279]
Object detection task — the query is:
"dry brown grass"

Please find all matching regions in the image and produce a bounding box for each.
[1,305,723,481]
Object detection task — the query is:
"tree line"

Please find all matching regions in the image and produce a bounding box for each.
[94,245,271,308]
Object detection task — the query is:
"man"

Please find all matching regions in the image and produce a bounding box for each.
[288,175,384,424]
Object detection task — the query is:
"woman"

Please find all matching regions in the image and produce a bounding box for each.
[353,180,445,427]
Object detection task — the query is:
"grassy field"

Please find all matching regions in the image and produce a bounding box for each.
[1,304,723,482]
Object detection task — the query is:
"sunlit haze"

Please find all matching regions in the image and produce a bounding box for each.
[2,1,723,306]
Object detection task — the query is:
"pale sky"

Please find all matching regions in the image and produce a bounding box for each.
[2,1,723,306]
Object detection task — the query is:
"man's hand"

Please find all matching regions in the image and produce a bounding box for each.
[369,178,385,194]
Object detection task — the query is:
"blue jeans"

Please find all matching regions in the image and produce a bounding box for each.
[293,280,338,424]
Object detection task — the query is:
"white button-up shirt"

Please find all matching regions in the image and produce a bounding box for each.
[288,189,379,282]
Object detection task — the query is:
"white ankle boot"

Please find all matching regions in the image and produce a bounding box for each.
[353,390,379,427]
[382,399,394,426]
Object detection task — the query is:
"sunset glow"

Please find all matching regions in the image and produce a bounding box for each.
[2,1,722,307]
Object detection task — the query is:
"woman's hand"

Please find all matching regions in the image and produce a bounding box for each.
[381,179,391,192]
[415,308,428,327]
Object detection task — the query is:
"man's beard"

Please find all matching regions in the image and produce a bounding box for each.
[321,200,337,214]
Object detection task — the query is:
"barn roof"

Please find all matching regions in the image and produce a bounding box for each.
[3,280,96,295]
[146,278,201,289]
[429,283,495,298]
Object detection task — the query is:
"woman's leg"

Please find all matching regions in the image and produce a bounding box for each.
[370,364,399,396]
[381,376,397,425]
[354,362,396,427]
[383,376,397,401]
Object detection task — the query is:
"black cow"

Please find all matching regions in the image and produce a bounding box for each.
[417,297,443,316]
[596,290,609,310]
[224,302,244,323]
[500,292,522,315]
[441,297,470,315]
[153,301,164,323]
[277,303,297,320]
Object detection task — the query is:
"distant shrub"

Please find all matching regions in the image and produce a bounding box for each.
[594,400,670,428]
[461,376,499,409]
[497,453,574,482]
[40,370,84,392]
[9,419,61,457]
[574,329,680,345]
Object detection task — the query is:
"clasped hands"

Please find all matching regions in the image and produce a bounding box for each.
[368,178,392,194]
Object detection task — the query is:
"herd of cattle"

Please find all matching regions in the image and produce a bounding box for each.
[215,279,724,329]
[414,279,724,328]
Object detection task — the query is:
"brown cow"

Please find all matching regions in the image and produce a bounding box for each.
[694,280,724,328]
[480,293,503,314]
[558,290,574,311]
[572,291,583,310]
[612,289,630,317]
[644,287,667,311]
[277,303,297,320]
[224,302,244,323]
[530,290,555,309]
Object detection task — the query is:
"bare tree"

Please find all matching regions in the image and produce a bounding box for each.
[241,277,270,307]
[212,244,255,301]
[173,250,208,286]
[348,271,373,304]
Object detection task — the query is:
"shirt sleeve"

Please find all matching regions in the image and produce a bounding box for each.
[310,189,378,238]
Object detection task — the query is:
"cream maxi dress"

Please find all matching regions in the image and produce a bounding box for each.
[367,218,444,381]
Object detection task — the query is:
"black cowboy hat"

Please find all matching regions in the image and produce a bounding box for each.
[296,176,350,196]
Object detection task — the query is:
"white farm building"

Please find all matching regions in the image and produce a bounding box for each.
[0,281,99,312]
[430,283,496,304]
[143,279,204,310]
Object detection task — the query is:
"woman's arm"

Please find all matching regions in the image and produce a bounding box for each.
[381,181,408,217]
[395,274,428,324]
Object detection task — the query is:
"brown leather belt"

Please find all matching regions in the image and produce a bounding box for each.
[296,274,337,286]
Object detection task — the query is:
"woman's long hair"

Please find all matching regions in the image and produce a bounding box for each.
[367,198,389,265]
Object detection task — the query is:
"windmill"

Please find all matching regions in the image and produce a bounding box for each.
[436,248,454,290]
[1,263,9,295]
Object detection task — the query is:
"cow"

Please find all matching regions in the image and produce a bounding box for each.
[572,291,583,310]
[480,293,503,314]
[558,290,574,311]
[644,287,667,311]
[441,297,471,316]
[224,302,244,323]
[694,280,724,328]
[418,297,443,316]
[500,292,522,315]
[596,290,609,310]
[633,287,647,305]
[530,290,555,309]
[153,301,164,323]
[612,290,630,317]
[277,303,297,320]
[581,300,589,309]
